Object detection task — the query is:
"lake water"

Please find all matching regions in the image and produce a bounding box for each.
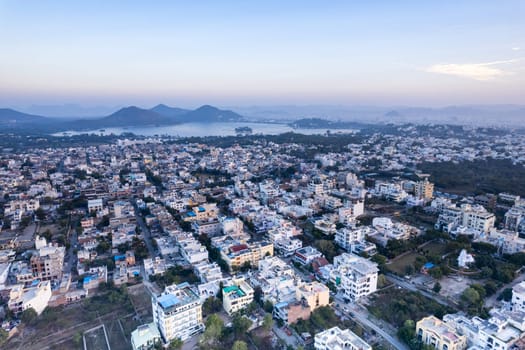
[53,122,358,137]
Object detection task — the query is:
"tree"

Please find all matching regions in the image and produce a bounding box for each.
[315,240,337,262]
[35,207,46,221]
[498,288,513,301]
[377,274,388,288]
[484,281,498,296]
[263,300,274,313]
[169,338,183,350]
[232,340,248,350]
[461,287,481,305]
[263,313,274,331]
[508,252,525,266]
[202,296,222,317]
[0,329,9,346]
[21,308,38,324]
[432,282,442,293]
[253,285,263,304]
[72,331,83,347]
[201,314,224,346]
[232,314,252,338]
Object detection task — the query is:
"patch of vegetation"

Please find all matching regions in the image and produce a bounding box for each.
[419,158,525,196]
[149,265,200,289]
[367,288,454,328]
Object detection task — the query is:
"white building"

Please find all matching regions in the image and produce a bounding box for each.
[179,238,208,265]
[152,282,204,342]
[251,256,298,305]
[314,326,372,350]
[8,281,52,315]
[87,198,104,212]
[457,249,475,268]
[335,226,375,252]
[294,246,324,266]
[331,253,378,302]
[131,323,162,350]
[223,277,254,315]
[436,204,495,235]
[512,281,525,313]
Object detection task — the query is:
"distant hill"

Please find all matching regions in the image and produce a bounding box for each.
[177,105,244,123]
[150,104,189,118]
[72,106,175,129]
[66,104,244,129]
[0,108,50,125]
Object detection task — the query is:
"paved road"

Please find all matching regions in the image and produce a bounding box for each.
[64,215,78,275]
[132,200,158,258]
[333,296,409,350]
[485,271,525,308]
[272,324,299,348]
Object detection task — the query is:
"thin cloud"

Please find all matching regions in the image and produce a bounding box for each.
[512,47,521,51]
[425,59,519,81]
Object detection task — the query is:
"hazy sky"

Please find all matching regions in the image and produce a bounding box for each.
[0,0,523,108]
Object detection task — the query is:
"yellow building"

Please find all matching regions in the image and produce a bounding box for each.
[415,177,434,200]
[416,316,467,350]
[296,282,330,312]
[221,241,274,271]
[222,278,254,315]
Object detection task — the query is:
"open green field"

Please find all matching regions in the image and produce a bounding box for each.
[386,240,449,275]
[386,252,423,275]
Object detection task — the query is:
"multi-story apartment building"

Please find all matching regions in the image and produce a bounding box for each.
[222,277,254,315]
[184,203,219,222]
[416,316,467,350]
[504,200,525,234]
[30,244,65,281]
[152,282,204,342]
[436,204,495,235]
[415,177,434,200]
[179,238,208,265]
[294,246,324,266]
[461,204,495,234]
[511,281,525,313]
[273,299,312,325]
[8,281,52,315]
[295,282,330,312]
[314,326,372,350]
[443,310,524,350]
[221,241,273,271]
[331,253,378,302]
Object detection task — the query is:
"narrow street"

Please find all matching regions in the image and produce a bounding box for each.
[485,271,525,308]
[132,199,158,258]
[332,296,409,350]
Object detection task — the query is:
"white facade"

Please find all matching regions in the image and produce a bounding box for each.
[331,253,378,302]
[222,278,254,315]
[152,283,204,342]
[512,281,525,313]
[8,281,52,315]
[87,198,104,212]
[179,238,208,265]
[315,326,372,350]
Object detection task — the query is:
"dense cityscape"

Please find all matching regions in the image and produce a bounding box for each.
[1,1,524,350]
[0,123,524,350]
